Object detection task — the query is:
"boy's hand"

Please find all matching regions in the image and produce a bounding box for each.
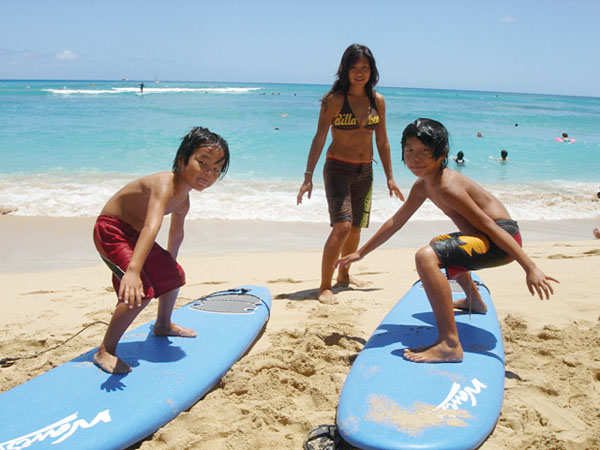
[297,180,313,205]
[334,252,362,270]
[387,179,405,201]
[119,270,145,308]
[526,267,559,300]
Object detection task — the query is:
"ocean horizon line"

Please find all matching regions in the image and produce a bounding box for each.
[1,79,598,100]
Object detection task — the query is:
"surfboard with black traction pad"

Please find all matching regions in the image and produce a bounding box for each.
[0,285,271,450]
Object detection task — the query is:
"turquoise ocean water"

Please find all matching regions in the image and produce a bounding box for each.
[1,80,599,222]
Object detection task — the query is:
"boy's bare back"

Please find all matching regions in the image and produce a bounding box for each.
[100,171,190,231]
[417,169,512,235]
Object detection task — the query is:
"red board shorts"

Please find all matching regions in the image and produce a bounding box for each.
[429,219,522,279]
[93,215,186,300]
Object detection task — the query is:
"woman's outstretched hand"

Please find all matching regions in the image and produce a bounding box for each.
[387,179,404,201]
[297,180,313,205]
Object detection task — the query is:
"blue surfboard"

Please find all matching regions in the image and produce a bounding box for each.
[336,274,504,450]
[0,285,271,450]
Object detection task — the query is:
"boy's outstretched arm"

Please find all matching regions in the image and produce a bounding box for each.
[335,183,425,270]
[445,191,559,300]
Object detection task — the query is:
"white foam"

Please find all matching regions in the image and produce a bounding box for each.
[0,175,598,222]
[43,87,260,95]
[43,89,120,95]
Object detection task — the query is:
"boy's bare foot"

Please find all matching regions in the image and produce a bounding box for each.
[403,340,463,363]
[153,323,197,338]
[318,289,338,305]
[335,275,366,288]
[93,350,131,374]
[453,297,488,314]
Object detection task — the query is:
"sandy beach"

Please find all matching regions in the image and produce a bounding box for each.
[1,216,599,449]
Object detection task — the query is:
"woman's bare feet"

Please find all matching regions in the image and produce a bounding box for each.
[453,297,488,314]
[153,322,197,337]
[93,349,131,374]
[318,289,338,305]
[403,339,463,363]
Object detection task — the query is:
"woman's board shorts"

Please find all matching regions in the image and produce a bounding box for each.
[430,219,522,279]
[93,215,186,300]
[323,157,373,228]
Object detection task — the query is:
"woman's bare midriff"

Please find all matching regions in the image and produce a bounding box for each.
[327,129,375,163]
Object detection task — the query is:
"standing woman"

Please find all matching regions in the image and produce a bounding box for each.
[297,44,404,304]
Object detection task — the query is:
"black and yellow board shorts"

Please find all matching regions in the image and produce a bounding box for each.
[430,219,522,279]
[323,157,373,228]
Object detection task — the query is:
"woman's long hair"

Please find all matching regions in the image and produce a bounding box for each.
[322,44,379,108]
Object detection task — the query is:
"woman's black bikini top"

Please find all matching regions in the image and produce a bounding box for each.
[332,95,380,130]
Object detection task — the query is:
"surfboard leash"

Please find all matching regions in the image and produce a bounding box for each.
[0,320,109,368]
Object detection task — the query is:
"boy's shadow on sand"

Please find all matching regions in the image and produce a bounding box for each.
[364,311,503,365]
[73,324,186,392]
[275,284,381,301]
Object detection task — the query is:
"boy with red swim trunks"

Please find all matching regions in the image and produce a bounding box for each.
[93,126,229,374]
[335,118,558,364]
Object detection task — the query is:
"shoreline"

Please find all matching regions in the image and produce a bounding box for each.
[0,215,598,273]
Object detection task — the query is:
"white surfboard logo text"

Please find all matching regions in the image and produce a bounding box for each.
[0,410,111,449]
[437,378,487,409]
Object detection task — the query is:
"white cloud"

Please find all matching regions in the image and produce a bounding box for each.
[56,49,78,61]
[501,15,516,23]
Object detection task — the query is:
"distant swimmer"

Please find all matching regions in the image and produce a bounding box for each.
[453,151,466,165]
[139,82,145,93]
[477,132,483,138]
[555,132,575,143]
[489,149,508,162]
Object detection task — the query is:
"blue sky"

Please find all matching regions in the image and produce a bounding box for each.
[1,0,599,97]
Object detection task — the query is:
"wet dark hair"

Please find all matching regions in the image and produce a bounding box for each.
[172,126,230,179]
[501,149,508,159]
[322,43,379,109]
[401,118,450,168]
[457,151,464,160]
